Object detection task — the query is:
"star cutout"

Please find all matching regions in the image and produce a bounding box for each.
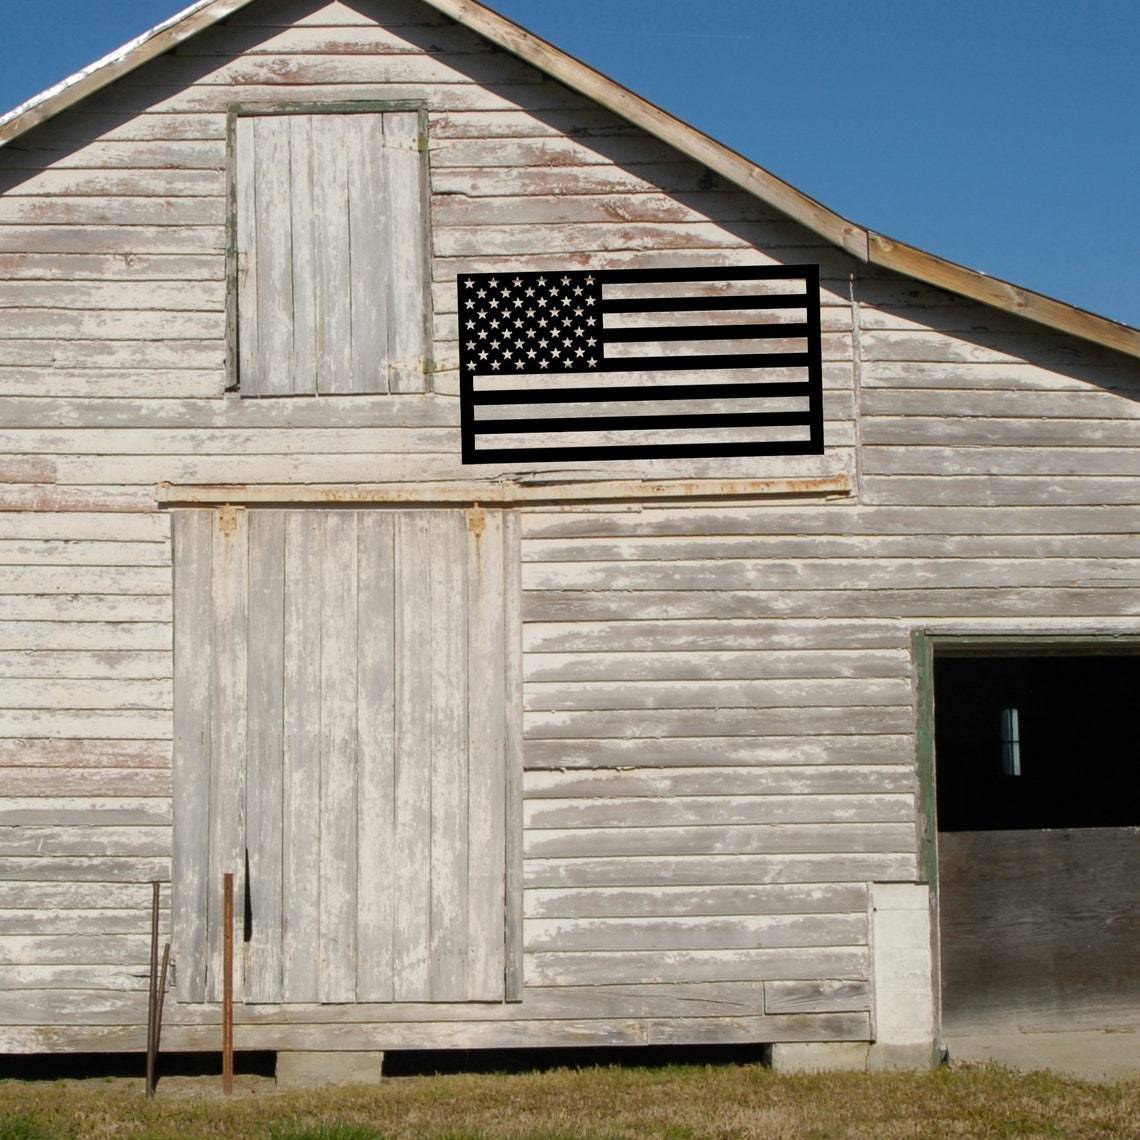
[460,269,605,387]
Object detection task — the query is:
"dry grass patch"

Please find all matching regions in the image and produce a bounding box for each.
[1,1063,1137,1140]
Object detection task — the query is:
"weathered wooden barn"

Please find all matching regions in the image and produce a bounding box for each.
[1,0,1137,1079]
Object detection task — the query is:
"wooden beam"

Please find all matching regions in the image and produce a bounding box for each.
[157,475,854,507]
[425,0,870,261]
[0,0,259,147]
[868,233,1140,361]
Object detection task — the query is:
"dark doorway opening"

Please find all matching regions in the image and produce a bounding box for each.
[933,651,1140,1037]
[934,654,1140,832]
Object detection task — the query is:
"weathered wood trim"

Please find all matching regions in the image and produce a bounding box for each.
[868,234,1140,361]
[156,475,854,507]
[910,631,937,889]
[227,100,430,118]
[0,1011,872,1053]
[416,104,437,393]
[503,510,524,1001]
[0,0,259,144]
[919,632,1140,655]
[423,1,868,258]
[223,105,239,395]
[171,509,212,1002]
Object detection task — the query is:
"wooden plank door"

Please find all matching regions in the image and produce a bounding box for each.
[172,507,519,1004]
[234,111,429,396]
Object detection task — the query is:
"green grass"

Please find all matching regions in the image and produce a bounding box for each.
[0,1118,52,1140]
[1,1063,1137,1140]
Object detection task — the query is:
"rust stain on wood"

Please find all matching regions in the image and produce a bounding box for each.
[216,504,241,537]
[157,475,854,508]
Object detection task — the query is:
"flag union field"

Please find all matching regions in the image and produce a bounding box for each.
[458,265,825,463]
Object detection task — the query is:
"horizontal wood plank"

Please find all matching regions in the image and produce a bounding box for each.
[523,736,914,769]
[524,913,867,952]
[524,883,867,919]
[524,823,915,858]
[526,948,868,987]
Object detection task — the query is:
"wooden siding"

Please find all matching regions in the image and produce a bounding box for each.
[1,0,1139,1053]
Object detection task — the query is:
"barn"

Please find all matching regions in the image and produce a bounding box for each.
[1,0,1137,1082]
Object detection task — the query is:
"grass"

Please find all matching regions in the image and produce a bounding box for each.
[1,1062,1138,1140]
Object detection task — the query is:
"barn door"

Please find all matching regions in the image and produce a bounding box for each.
[172,507,519,1004]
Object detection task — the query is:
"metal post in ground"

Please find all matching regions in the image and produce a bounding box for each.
[145,881,160,1098]
[223,871,234,1095]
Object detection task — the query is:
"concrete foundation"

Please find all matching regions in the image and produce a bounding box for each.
[275,1051,385,1089]
[767,1042,870,1073]
[867,1042,939,1071]
[944,1029,1140,1083]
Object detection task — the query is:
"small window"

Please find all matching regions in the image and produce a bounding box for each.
[998,706,1021,776]
[233,109,431,396]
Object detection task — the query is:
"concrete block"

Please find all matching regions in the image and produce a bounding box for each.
[768,1042,869,1073]
[870,881,936,1064]
[867,1042,938,1071]
[871,882,930,911]
[276,1051,384,1089]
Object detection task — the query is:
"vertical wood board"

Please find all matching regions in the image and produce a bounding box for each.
[280,511,323,1002]
[244,510,285,1003]
[355,513,397,1002]
[205,508,246,1003]
[171,510,212,1003]
[392,512,434,1001]
[317,511,359,1002]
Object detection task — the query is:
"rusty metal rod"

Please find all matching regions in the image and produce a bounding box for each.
[222,871,234,1095]
[145,880,159,1098]
[153,940,170,1092]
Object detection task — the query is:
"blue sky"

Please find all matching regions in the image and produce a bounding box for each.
[2,0,1137,327]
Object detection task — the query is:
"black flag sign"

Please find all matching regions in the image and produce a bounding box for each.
[458,264,824,464]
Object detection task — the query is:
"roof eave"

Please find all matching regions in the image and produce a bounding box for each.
[868,233,1140,359]
[0,0,258,146]
[426,0,870,262]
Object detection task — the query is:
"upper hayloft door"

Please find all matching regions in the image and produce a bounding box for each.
[233,109,431,395]
[172,508,519,1003]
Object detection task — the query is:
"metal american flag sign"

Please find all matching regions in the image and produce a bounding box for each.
[457,264,824,464]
